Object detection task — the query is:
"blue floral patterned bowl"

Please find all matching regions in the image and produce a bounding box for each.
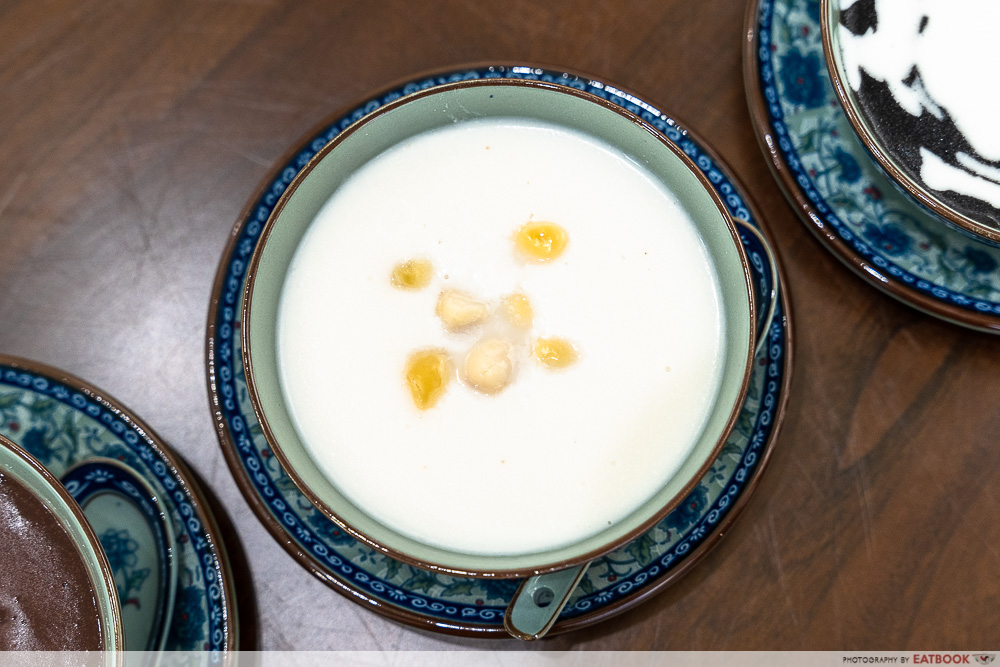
[820,0,1000,245]
[746,0,1000,332]
[241,78,759,580]
[208,62,792,638]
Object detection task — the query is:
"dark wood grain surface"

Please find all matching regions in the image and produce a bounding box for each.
[1,0,997,650]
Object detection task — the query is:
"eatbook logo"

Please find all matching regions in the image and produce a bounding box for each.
[914,656,993,664]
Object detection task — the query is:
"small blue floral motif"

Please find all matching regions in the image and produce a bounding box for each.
[594,589,616,605]
[20,426,51,464]
[864,223,911,256]
[84,468,114,484]
[962,246,999,274]
[99,528,150,609]
[779,49,826,109]
[834,146,862,184]
[167,585,207,649]
[101,529,140,571]
[665,484,710,533]
[385,587,407,602]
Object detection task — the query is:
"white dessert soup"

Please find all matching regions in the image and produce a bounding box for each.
[276,117,726,556]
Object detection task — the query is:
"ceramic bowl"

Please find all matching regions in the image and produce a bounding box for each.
[242,78,757,579]
[0,434,124,652]
[821,0,1000,245]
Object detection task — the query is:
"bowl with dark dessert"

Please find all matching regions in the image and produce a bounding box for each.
[822,0,1000,245]
[0,434,124,653]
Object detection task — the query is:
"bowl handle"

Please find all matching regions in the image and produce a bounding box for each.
[503,563,590,640]
[733,218,779,355]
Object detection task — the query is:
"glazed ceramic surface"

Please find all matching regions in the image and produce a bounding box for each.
[0,358,237,651]
[0,435,124,652]
[746,0,1000,332]
[820,0,1000,244]
[241,78,756,578]
[207,65,791,636]
[63,458,178,651]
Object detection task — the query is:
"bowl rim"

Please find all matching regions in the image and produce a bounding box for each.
[0,433,125,651]
[819,0,1000,244]
[240,77,757,578]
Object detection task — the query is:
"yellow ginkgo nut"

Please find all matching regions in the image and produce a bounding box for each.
[533,337,578,369]
[404,349,452,410]
[391,258,433,289]
[514,221,568,262]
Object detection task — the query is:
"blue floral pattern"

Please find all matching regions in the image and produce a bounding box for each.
[779,49,826,109]
[209,65,791,634]
[962,247,998,274]
[62,458,176,651]
[664,486,711,533]
[167,585,207,650]
[864,223,911,256]
[755,0,1000,324]
[99,528,151,609]
[834,147,862,184]
[20,426,51,465]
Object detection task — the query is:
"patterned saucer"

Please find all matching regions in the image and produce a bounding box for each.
[63,458,178,651]
[206,65,792,637]
[744,0,1000,332]
[0,356,238,651]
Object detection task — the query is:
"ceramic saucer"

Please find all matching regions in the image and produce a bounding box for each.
[62,457,178,651]
[206,64,792,636]
[745,0,1000,333]
[0,356,238,651]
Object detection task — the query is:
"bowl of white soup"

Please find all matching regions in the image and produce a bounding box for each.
[242,77,764,638]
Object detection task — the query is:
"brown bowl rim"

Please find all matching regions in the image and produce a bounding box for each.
[239,76,758,580]
[819,0,1000,244]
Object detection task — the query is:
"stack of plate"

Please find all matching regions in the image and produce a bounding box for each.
[0,357,240,651]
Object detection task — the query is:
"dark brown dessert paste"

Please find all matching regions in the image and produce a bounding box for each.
[0,471,104,650]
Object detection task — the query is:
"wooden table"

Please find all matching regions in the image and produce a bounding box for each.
[1,0,996,651]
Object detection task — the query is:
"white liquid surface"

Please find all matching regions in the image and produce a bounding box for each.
[278,118,725,556]
[837,0,1000,207]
